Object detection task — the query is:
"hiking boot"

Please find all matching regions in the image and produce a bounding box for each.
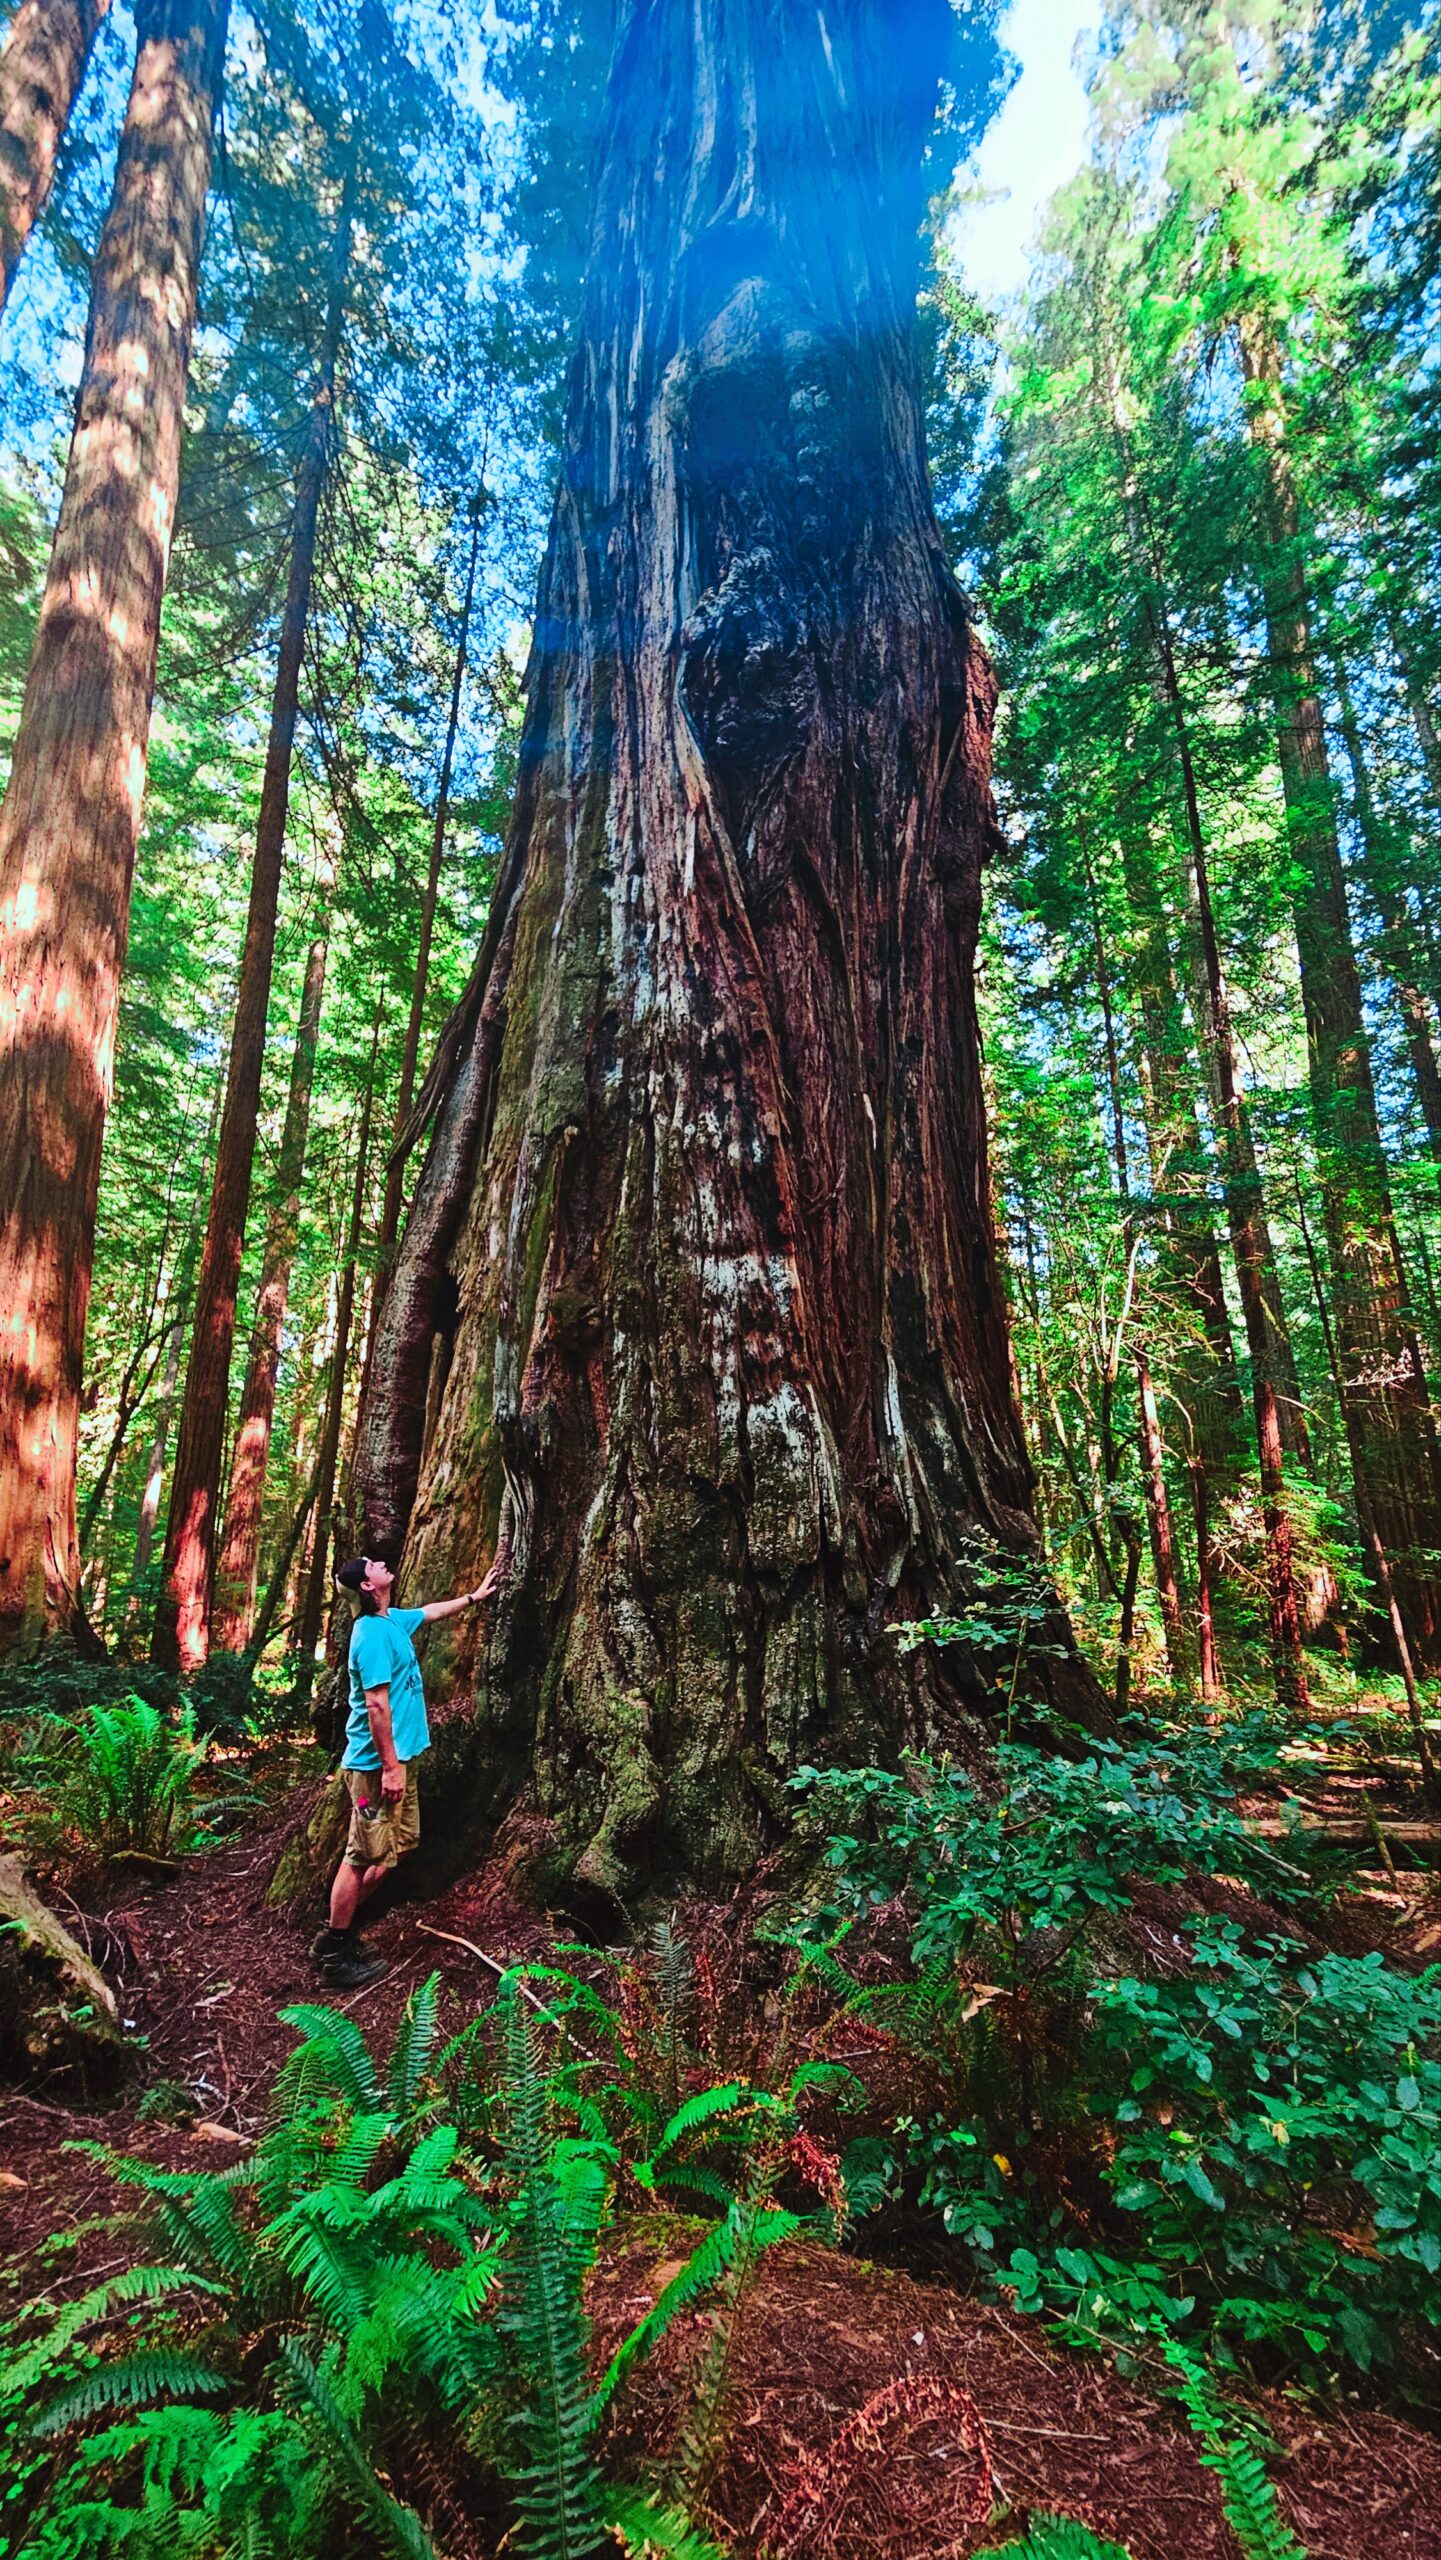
[311,1926,386,1990]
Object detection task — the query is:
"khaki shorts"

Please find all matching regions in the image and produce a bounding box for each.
[343,1764,420,1872]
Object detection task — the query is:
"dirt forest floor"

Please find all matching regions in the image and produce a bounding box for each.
[2,1830,1440,2559]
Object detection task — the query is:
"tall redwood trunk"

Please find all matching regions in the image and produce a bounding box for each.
[1117,827,1244,1478]
[1080,824,1187,1685]
[354,0,1100,1894]
[0,0,111,312]
[1131,556,1311,1705]
[0,0,226,1654]
[155,168,354,1674]
[1103,372,1312,1476]
[1239,314,1441,1666]
[368,503,484,1343]
[210,910,329,1651]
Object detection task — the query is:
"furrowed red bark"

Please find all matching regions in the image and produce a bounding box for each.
[0,0,227,1655]
[210,911,329,1652]
[1239,313,1441,1668]
[0,0,111,313]
[155,167,355,1675]
[354,0,1101,1892]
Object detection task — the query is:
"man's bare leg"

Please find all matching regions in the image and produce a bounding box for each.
[329,1857,388,1933]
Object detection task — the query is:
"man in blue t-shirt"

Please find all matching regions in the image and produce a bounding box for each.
[311,1550,501,1989]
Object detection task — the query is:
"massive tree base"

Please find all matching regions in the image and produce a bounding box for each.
[352,0,1105,1896]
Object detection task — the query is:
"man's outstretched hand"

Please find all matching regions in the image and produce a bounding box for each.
[469,1559,505,1606]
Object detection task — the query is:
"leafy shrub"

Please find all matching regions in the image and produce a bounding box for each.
[794,1741,1441,2388]
[1092,1926,1441,2370]
[795,1730,1325,1956]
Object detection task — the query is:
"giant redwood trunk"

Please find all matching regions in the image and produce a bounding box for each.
[354,0,1097,1893]
[1240,315,1441,1667]
[0,0,111,314]
[0,0,226,1653]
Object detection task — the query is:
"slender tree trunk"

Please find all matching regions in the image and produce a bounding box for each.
[366,502,483,1372]
[155,167,355,1675]
[1106,385,1313,1698]
[1390,625,1441,811]
[0,0,227,1656]
[210,909,329,1651]
[354,0,1101,1893]
[1117,829,1244,1478]
[0,0,111,313]
[1081,826,1188,1686]
[1334,680,1441,1200]
[125,1312,183,1640]
[296,1019,379,1704]
[248,1460,317,1660]
[1189,1455,1222,1704]
[79,1329,164,1553]
[1139,578,1310,1702]
[1238,312,1441,1667]
[1105,376,1312,1474]
[1136,1350,1185,1677]
[1292,1170,1435,1792]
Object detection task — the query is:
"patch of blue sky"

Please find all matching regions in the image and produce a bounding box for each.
[948,0,1103,311]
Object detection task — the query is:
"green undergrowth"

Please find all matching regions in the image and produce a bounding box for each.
[791,1714,1441,2399]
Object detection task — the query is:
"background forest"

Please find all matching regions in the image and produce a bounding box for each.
[2,2,1441,2557]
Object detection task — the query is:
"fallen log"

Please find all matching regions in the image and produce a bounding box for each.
[0,1852,124,2080]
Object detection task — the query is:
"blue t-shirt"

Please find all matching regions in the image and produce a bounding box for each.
[343,1607,429,1769]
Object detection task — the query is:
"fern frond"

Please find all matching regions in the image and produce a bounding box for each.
[650,2164,737,2212]
[665,2188,801,2512]
[34,2350,229,2434]
[277,2339,438,2560]
[1205,2439,1309,2560]
[606,2487,732,2557]
[388,1973,441,2115]
[973,2517,1133,2560]
[0,2265,221,2400]
[640,2083,772,2179]
[1161,2345,1306,2560]
[498,1982,609,2560]
[595,2210,748,2414]
[274,2003,384,2113]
